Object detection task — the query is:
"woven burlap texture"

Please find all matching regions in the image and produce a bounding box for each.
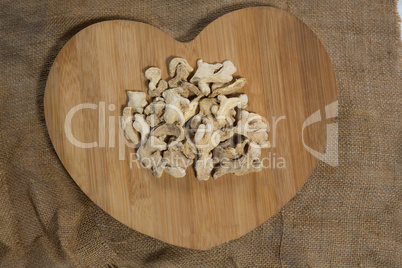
[0,0,401,267]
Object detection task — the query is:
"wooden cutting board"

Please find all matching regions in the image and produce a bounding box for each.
[44,7,337,250]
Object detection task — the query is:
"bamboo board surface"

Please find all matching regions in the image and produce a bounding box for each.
[44,7,337,249]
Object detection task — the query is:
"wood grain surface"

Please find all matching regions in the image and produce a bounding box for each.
[44,7,337,249]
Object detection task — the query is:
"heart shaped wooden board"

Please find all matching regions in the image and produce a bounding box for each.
[44,7,337,249]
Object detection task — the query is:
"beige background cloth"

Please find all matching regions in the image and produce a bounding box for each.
[0,0,401,267]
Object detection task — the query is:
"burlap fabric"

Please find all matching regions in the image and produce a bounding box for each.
[0,0,400,267]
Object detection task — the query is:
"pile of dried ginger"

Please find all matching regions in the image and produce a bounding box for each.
[122,58,270,180]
